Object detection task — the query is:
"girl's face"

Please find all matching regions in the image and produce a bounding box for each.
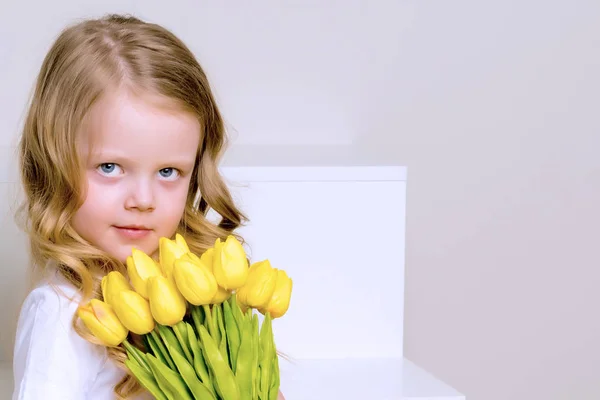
[72,89,200,263]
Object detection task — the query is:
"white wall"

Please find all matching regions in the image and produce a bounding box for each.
[1,1,599,399]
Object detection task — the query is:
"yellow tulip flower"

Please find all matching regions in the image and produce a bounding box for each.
[173,255,218,305]
[259,269,293,319]
[237,260,278,309]
[183,251,202,265]
[181,252,231,303]
[175,233,190,252]
[101,271,131,308]
[200,247,214,266]
[127,248,162,299]
[159,237,188,283]
[112,290,155,335]
[212,286,232,304]
[200,247,231,303]
[147,275,187,326]
[77,299,128,347]
[212,236,249,290]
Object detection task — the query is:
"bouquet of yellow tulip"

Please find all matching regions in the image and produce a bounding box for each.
[77,234,292,400]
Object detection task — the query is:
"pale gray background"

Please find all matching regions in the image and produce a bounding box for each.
[1,1,599,399]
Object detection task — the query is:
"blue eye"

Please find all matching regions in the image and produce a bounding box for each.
[159,168,180,181]
[97,163,123,176]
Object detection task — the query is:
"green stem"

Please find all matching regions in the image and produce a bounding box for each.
[202,304,218,339]
[123,339,151,374]
[173,323,194,364]
[191,306,204,334]
[151,330,176,371]
[145,334,167,367]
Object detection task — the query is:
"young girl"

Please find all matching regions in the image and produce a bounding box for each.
[12,14,285,400]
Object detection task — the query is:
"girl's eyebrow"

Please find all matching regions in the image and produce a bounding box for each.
[90,151,196,169]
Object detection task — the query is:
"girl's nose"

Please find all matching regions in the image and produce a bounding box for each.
[124,178,155,212]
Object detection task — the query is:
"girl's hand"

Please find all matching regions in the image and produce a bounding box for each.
[278,390,286,400]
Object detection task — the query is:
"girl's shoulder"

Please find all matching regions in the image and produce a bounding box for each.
[17,273,85,331]
[22,274,81,306]
[12,274,121,399]
[15,270,98,355]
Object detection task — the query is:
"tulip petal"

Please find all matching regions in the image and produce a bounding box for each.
[239,260,278,309]
[175,233,190,252]
[113,290,155,335]
[101,271,131,308]
[211,286,231,304]
[78,300,128,347]
[127,249,162,299]
[200,247,214,270]
[213,235,249,290]
[159,238,188,282]
[173,257,218,306]
[91,300,129,340]
[148,276,187,326]
[259,270,293,319]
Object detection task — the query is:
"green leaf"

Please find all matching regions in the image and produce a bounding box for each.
[173,321,194,365]
[146,354,194,400]
[215,304,229,363]
[259,313,274,399]
[223,300,241,372]
[186,322,216,397]
[231,293,245,327]
[235,318,253,400]
[252,313,260,399]
[157,324,185,359]
[203,304,219,343]
[191,305,204,334]
[148,330,176,371]
[269,350,280,400]
[125,358,168,400]
[169,342,217,400]
[199,325,241,400]
[123,340,151,374]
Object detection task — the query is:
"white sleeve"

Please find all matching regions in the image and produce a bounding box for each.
[12,285,106,400]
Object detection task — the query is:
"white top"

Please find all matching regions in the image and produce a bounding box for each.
[12,274,151,400]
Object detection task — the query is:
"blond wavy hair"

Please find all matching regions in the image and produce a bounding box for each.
[17,13,247,399]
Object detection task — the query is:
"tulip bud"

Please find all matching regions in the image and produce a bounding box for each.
[212,286,232,304]
[77,299,128,347]
[147,275,187,326]
[175,233,190,252]
[101,271,131,308]
[112,290,155,335]
[159,237,188,282]
[237,260,278,309]
[212,236,249,290]
[200,247,231,303]
[183,251,202,265]
[200,247,214,266]
[173,254,218,305]
[259,269,293,319]
[127,248,162,299]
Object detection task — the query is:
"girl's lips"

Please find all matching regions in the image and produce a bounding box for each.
[114,226,152,239]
